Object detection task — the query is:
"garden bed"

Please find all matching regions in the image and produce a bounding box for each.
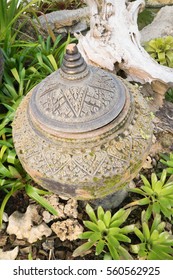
[0,0,173,260]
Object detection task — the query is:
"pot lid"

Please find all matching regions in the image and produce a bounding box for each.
[29,44,126,134]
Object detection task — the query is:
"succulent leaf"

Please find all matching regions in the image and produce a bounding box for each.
[85,203,97,223]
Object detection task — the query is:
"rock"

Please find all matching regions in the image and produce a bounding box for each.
[7,205,52,243]
[147,0,173,5]
[142,156,153,169]
[0,246,19,260]
[0,212,9,233]
[42,239,54,251]
[151,100,173,154]
[0,234,8,247]
[59,195,70,200]
[38,7,90,34]
[141,6,173,43]
[42,211,53,224]
[42,195,79,223]
[2,212,8,222]
[51,219,83,241]
[42,194,65,222]
[64,199,78,219]
[55,250,66,259]
[128,180,136,189]
[19,246,30,255]
[12,238,26,247]
[0,223,6,231]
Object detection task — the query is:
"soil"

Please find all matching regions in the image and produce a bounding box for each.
[0,161,169,260]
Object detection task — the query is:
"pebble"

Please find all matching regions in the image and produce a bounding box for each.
[20,246,30,254]
[42,239,54,251]
[151,157,157,167]
[0,234,8,247]
[142,156,152,169]
[2,212,8,223]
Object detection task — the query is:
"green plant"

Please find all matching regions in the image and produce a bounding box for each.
[0,0,40,42]
[1,34,75,101]
[144,36,173,67]
[0,138,58,227]
[73,204,134,260]
[137,8,156,30]
[165,88,173,103]
[125,169,173,219]
[28,251,33,260]
[35,0,85,13]
[131,210,173,260]
[160,153,173,175]
[0,33,76,227]
[0,31,76,225]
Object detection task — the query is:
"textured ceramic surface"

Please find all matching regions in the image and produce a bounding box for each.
[12,44,153,200]
[29,44,126,134]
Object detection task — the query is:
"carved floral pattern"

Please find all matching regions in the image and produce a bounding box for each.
[33,69,120,123]
[12,83,153,199]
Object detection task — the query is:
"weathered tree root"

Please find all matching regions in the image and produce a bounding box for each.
[75,0,173,98]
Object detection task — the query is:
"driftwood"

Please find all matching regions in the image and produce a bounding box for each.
[75,0,173,96]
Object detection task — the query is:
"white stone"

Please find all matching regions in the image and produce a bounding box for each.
[142,156,153,169]
[141,6,173,43]
[147,0,173,4]
[42,195,79,223]
[7,205,52,243]
[2,212,8,222]
[64,199,78,219]
[51,219,83,241]
[0,246,19,260]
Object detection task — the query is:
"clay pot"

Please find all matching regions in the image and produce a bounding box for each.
[12,44,153,202]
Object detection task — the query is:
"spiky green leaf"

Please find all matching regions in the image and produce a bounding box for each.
[25,185,58,216]
[103,210,111,228]
[120,224,135,234]
[95,240,105,255]
[106,235,119,248]
[85,204,97,223]
[142,222,150,240]
[83,220,99,232]
[97,206,104,220]
[160,169,167,184]
[134,227,144,242]
[114,233,131,243]
[108,227,120,236]
[88,232,102,242]
[79,231,94,240]
[141,174,151,187]
[106,238,119,260]
[152,202,160,215]
[110,208,125,223]
[73,241,96,258]
[118,245,133,260]
[141,185,153,195]
[97,220,106,232]
[138,197,151,206]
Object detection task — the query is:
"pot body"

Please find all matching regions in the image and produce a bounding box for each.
[12,79,153,200]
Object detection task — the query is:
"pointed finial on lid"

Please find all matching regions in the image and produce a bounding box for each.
[60,43,89,80]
